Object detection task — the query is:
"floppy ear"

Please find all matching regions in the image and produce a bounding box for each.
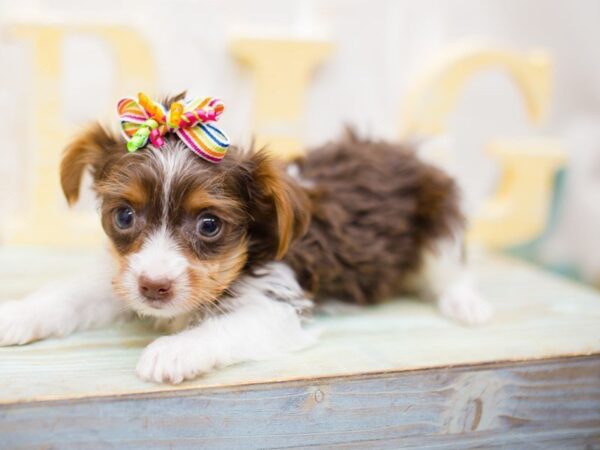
[246,151,311,260]
[60,123,120,205]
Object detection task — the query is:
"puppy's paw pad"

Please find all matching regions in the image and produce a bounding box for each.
[136,336,214,384]
[439,287,493,325]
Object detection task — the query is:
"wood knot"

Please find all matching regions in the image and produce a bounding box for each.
[314,389,324,403]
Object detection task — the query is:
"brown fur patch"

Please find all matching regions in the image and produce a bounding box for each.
[97,176,148,208]
[185,240,249,310]
[249,152,311,259]
[60,123,121,204]
[284,131,464,304]
[183,188,242,215]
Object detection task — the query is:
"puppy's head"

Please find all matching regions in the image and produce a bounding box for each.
[60,122,309,318]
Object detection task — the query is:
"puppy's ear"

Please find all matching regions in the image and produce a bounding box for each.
[245,151,311,260]
[60,123,120,205]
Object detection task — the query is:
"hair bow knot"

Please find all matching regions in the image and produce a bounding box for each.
[117,92,230,163]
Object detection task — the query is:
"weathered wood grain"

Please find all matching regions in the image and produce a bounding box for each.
[0,249,599,404]
[1,356,598,449]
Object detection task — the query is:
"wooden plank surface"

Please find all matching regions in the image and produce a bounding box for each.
[1,356,598,449]
[0,248,599,405]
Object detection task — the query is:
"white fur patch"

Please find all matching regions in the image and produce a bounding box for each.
[286,163,315,189]
[229,262,314,315]
[129,227,188,281]
[147,145,192,222]
[421,237,493,325]
[121,226,191,318]
[438,274,493,325]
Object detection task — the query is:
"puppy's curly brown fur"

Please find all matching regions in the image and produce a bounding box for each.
[285,131,464,304]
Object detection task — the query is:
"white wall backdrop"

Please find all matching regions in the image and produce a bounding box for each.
[0,0,599,277]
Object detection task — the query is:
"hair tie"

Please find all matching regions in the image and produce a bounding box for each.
[117,93,230,163]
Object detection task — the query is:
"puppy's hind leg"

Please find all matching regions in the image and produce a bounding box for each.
[420,236,493,325]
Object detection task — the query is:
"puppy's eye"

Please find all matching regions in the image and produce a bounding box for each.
[114,206,135,230]
[196,213,221,238]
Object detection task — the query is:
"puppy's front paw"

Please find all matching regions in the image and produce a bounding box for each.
[438,282,493,325]
[0,301,41,346]
[136,335,215,384]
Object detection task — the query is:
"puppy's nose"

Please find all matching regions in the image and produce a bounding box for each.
[139,276,173,301]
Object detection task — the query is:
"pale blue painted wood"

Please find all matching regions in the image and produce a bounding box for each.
[1,357,599,449]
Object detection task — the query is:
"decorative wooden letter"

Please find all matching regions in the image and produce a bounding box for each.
[399,43,565,248]
[3,24,156,247]
[230,38,332,161]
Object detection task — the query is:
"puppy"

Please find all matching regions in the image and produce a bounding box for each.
[0,94,491,384]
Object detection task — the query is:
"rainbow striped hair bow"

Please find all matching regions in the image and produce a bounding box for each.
[117,92,230,163]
